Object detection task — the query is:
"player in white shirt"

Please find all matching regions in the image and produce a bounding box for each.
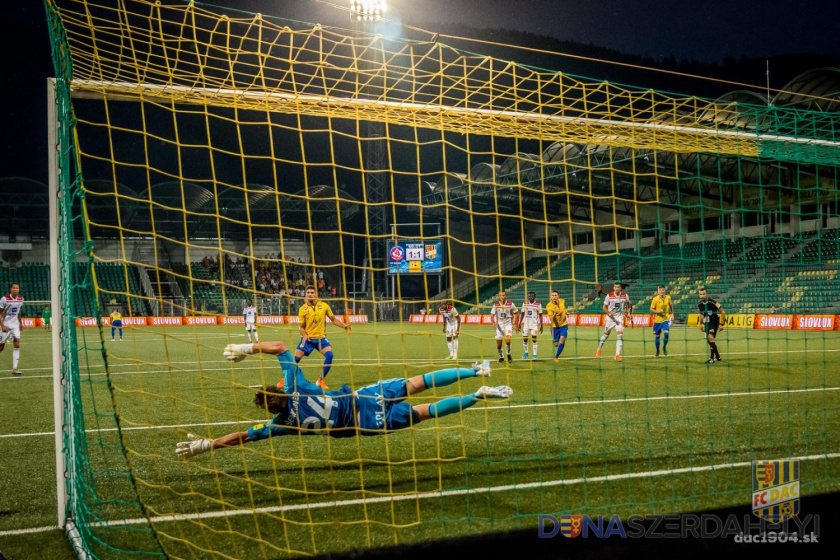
[519,291,543,360]
[492,290,518,363]
[596,282,633,362]
[439,300,461,360]
[0,282,24,375]
[243,300,259,343]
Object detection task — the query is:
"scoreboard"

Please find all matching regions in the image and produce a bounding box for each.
[388,240,443,274]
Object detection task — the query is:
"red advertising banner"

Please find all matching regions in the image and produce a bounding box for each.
[183,316,217,326]
[753,315,793,330]
[409,314,424,323]
[345,315,369,324]
[121,317,148,326]
[629,315,654,328]
[791,315,837,331]
[575,314,604,327]
[464,315,482,324]
[257,316,287,325]
[149,316,184,326]
[21,318,43,328]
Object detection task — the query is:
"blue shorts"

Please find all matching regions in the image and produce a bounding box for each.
[552,326,568,342]
[112,320,122,327]
[296,337,331,356]
[355,378,419,434]
[653,321,670,335]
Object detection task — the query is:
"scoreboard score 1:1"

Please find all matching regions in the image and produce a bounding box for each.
[388,240,443,274]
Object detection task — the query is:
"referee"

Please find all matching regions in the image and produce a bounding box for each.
[698,287,725,363]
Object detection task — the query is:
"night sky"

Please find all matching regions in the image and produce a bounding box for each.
[2,0,838,182]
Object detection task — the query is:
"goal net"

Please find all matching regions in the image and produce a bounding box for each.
[44,0,839,557]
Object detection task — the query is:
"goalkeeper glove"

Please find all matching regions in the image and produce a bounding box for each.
[223,343,254,362]
[175,433,213,459]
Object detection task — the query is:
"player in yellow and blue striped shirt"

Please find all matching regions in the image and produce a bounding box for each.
[650,285,673,357]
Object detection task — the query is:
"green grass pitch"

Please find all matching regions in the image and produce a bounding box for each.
[1,322,839,558]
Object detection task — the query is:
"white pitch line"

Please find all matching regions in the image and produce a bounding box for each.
[2,385,837,440]
[480,386,840,411]
[3,347,840,381]
[3,451,838,537]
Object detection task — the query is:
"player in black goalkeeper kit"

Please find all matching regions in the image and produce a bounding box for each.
[698,287,725,364]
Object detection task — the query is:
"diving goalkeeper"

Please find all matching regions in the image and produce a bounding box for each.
[175,341,512,458]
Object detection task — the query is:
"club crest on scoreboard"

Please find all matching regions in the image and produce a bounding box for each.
[752,459,800,522]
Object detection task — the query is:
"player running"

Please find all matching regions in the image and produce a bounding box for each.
[110,308,123,341]
[596,282,632,362]
[492,291,518,363]
[293,286,351,390]
[439,300,461,360]
[698,287,725,364]
[174,342,512,457]
[546,290,568,363]
[650,285,673,357]
[519,291,543,360]
[243,300,259,343]
[0,283,24,375]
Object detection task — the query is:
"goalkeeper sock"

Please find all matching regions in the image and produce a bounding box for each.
[554,342,565,358]
[321,350,334,379]
[655,336,660,352]
[12,349,19,370]
[423,367,477,389]
[428,394,478,418]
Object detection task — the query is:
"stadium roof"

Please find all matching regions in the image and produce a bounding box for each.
[413,68,840,223]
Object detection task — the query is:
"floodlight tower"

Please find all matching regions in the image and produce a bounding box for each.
[351,1,388,297]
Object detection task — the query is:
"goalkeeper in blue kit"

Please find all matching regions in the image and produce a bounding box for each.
[175,341,512,458]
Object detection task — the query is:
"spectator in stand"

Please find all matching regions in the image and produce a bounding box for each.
[202,256,210,267]
[318,279,325,291]
[597,284,604,298]
[420,307,426,315]
[317,269,324,282]
[770,306,777,314]
[330,286,337,297]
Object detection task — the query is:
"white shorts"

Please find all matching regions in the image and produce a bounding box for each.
[604,315,624,334]
[495,323,513,340]
[0,325,21,343]
[245,322,257,332]
[444,323,459,338]
[521,323,539,337]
